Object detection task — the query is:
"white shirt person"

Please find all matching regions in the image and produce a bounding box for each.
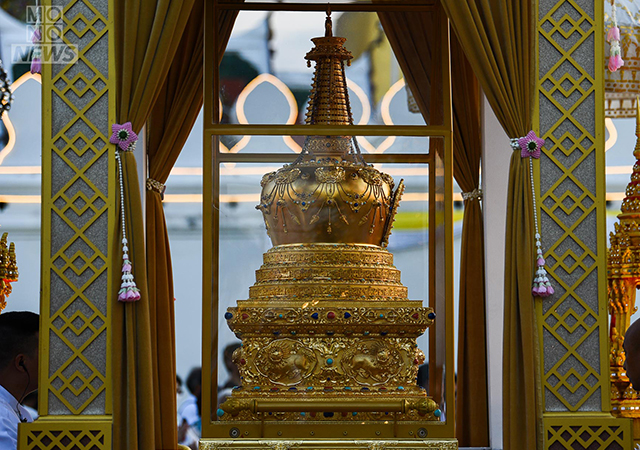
[0,384,32,450]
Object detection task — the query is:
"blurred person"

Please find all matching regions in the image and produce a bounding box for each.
[178,368,201,449]
[416,363,429,393]
[218,343,241,406]
[0,311,39,449]
[176,375,189,423]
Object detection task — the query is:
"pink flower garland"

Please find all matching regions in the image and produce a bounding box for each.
[513,131,555,298]
[110,122,141,302]
[608,2,624,72]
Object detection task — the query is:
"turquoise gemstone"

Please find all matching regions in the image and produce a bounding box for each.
[216,409,225,417]
[434,409,442,417]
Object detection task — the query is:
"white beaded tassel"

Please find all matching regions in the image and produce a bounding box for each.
[529,157,554,297]
[116,149,140,302]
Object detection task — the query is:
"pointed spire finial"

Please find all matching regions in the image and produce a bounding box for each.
[325,5,332,37]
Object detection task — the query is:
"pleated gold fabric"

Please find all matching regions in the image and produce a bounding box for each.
[378,7,488,445]
[112,1,197,449]
[377,10,434,123]
[440,1,541,449]
[144,0,239,445]
[145,2,205,449]
[450,34,488,447]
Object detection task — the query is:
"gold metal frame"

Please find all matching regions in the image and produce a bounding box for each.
[203,0,454,440]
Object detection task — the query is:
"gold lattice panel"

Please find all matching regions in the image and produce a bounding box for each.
[544,415,632,449]
[536,0,610,415]
[40,0,114,416]
[18,419,111,450]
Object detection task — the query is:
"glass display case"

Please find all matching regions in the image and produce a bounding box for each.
[201,1,455,446]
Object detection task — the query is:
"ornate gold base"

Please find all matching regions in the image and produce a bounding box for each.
[200,439,458,450]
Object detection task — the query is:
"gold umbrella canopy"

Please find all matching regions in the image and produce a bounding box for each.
[606,1,640,118]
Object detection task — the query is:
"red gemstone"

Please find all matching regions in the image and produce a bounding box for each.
[310,412,316,418]
[327,311,336,319]
[240,358,246,365]
[341,412,348,417]
[242,313,249,320]
[413,359,419,365]
[412,313,419,319]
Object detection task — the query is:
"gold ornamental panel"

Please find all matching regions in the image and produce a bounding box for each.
[39,0,115,417]
[537,0,610,415]
[232,336,423,389]
[200,439,458,450]
[19,419,111,450]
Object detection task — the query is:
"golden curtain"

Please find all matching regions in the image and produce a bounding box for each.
[112,1,197,449]
[378,7,488,446]
[144,0,239,446]
[450,35,487,447]
[440,1,540,449]
[145,2,205,449]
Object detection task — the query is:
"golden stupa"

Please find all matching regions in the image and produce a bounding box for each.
[218,10,439,438]
[608,103,640,428]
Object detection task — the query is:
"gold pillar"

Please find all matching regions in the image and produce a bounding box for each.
[535,0,632,448]
[19,0,115,448]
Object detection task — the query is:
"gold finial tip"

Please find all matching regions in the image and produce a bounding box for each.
[325,5,332,37]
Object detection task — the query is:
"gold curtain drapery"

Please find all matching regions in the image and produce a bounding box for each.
[145,2,205,448]
[145,0,239,444]
[450,34,487,447]
[440,1,540,449]
[112,1,197,449]
[378,7,488,446]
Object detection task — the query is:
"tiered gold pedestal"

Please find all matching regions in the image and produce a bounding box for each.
[221,244,437,422]
[209,244,452,447]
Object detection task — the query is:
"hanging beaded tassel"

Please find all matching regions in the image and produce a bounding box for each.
[110,122,140,302]
[608,0,624,72]
[513,131,555,298]
[30,5,42,74]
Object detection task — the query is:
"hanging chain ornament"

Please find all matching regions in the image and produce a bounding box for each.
[110,122,141,302]
[512,130,555,298]
[607,0,624,72]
